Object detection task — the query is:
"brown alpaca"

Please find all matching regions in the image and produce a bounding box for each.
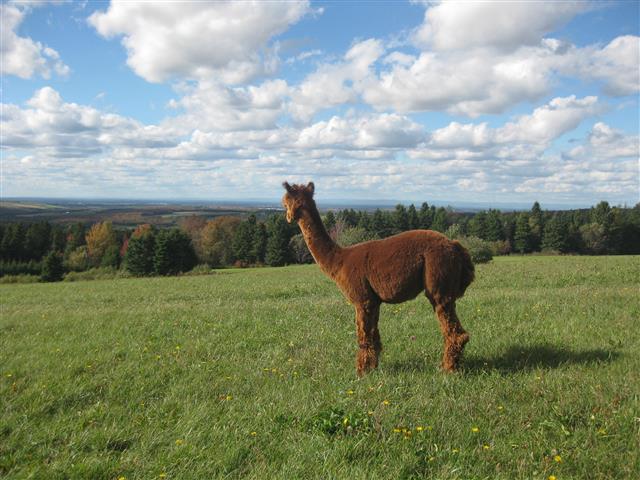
[282,181,475,376]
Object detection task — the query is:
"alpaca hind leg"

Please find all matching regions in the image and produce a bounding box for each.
[355,302,381,376]
[435,301,469,371]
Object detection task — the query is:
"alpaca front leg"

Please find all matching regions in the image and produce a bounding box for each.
[355,302,381,377]
[435,302,469,372]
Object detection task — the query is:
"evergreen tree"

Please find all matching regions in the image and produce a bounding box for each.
[1,223,26,261]
[125,225,156,276]
[407,204,419,230]
[529,201,544,251]
[393,204,409,233]
[371,209,391,238]
[153,231,172,275]
[542,214,568,252]
[468,211,487,239]
[251,222,268,264]
[419,202,433,229]
[265,214,292,266]
[431,207,448,232]
[514,213,533,253]
[101,244,121,268]
[233,215,256,263]
[485,210,504,241]
[24,221,52,260]
[324,211,337,232]
[41,251,64,282]
[356,211,371,231]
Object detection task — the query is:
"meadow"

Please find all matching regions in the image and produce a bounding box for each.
[1,256,639,479]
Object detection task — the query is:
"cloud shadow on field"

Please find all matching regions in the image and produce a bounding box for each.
[384,344,620,375]
[463,344,621,375]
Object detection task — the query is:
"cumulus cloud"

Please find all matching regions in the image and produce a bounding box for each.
[168,79,290,131]
[0,3,69,79]
[88,0,311,83]
[1,87,175,157]
[289,38,384,121]
[413,1,586,51]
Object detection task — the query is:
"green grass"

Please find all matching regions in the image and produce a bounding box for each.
[2,256,639,479]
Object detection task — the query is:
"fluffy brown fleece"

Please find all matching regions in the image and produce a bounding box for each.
[282,182,475,376]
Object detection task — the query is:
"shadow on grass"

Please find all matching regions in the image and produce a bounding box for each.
[385,344,620,375]
[465,344,621,375]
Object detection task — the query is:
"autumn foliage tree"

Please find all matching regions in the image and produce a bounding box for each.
[85,221,118,267]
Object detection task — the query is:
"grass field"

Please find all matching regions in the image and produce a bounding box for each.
[1,256,639,479]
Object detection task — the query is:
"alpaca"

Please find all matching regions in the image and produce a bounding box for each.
[282,181,475,376]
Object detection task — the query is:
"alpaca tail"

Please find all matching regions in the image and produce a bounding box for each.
[453,240,475,297]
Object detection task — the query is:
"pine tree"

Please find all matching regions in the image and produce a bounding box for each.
[393,204,409,233]
[265,214,291,266]
[233,216,255,263]
[529,201,544,251]
[371,209,391,238]
[41,251,64,282]
[485,210,504,241]
[468,211,487,239]
[514,213,533,253]
[125,225,156,276]
[431,207,448,232]
[419,202,433,229]
[251,222,268,263]
[153,231,172,275]
[542,214,568,252]
[407,204,419,230]
[324,211,336,232]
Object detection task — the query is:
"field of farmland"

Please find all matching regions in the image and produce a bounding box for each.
[1,256,639,479]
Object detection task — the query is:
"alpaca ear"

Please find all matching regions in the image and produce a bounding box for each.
[306,182,315,196]
[283,181,294,193]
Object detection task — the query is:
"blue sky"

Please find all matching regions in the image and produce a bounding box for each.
[2,0,639,207]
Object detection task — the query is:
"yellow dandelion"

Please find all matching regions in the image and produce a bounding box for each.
[471,426,479,433]
[382,400,390,406]
[175,439,184,446]
[554,455,562,463]
[293,371,298,376]
[597,427,607,435]
[159,474,167,479]
[393,428,401,433]
[548,476,557,480]
[416,426,424,432]
[118,477,126,480]
[483,444,490,450]
[346,390,354,395]
[343,417,349,426]
[452,448,459,453]
[497,405,504,411]
[250,431,257,436]
[367,410,374,416]
[175,345,180,350]
[225,395,232,401]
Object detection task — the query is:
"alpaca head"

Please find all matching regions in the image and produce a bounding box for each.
[282,181,315,223]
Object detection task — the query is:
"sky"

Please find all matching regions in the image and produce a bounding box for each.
[1,0,639,207]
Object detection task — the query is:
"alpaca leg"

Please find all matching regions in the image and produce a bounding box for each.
[435,301,469,371]
[355,301,381,376]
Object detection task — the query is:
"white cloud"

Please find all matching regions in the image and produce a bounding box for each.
[168,79,290,131]
[0,3,69,79]
[496,95,601,144]
[413,0,586,52]
[580,35,640,96]
[88,0,311,83]
[289,38,384,121]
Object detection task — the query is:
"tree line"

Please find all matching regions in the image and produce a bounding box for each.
[1,200,638,281]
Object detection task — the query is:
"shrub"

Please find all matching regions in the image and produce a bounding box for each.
[65,246,89,272]
[63,267,130,282]
[0,274,40,284]
[457,236,493,264]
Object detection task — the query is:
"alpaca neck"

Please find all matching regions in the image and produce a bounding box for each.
[298,204,340,276]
